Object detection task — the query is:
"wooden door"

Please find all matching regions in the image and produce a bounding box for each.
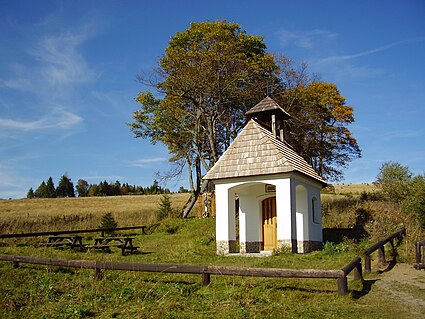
[262,197,277,250]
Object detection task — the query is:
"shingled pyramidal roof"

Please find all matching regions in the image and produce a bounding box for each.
[203,97,326,185]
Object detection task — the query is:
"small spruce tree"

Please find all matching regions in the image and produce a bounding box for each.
[99,212,118,235]
[156,194,174,221]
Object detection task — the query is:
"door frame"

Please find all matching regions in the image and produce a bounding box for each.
[262,196,277,250]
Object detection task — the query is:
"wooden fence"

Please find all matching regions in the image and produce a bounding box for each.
[364,228,405,273]
[0,254,361,295]
[0,228,410,296]
[414,241,425,270]
[0,226,146,239]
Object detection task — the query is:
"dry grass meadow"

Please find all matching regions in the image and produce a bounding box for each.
[0,193,190,234]
[0,184,377,234]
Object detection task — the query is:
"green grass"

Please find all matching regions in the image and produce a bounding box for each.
[0,217,414,319]
[0,189,422,318]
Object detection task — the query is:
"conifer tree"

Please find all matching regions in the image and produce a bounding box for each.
[156,194,175,221]
[56,174,75,197]
[46,177,56,198]
[27,188,34,199]
[35,181,48,198]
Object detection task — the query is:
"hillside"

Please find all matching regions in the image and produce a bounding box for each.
[0,216,420,319]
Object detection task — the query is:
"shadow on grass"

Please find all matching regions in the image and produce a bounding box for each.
[273,285,336,294]
[129,250,153,255]
[377,258,397,274]
[351,257,398,299]
[351,279,379,299]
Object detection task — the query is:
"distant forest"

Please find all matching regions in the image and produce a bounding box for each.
[27,175,188,198]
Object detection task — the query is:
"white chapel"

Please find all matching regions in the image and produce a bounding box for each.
[203,97,326,255]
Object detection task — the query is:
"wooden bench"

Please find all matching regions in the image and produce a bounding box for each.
[88,237,139,255]
[40,235,84,251]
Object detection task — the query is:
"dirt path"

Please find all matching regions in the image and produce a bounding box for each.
[369,263,425,316]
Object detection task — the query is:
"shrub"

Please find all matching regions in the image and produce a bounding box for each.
[322,241,351,255]
[359,190,384,202]
[375,161,412,203]
[403,174,425,228]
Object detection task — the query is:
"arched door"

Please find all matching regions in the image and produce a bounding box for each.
[262,197,277,250]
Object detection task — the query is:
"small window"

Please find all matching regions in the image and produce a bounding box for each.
[265,184,276,193]
[312,197,319,224]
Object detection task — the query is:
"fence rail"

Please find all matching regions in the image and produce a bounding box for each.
[414,241,425,270]
[364,228,405,273]
[1,229,410,296]
[0,254,360,295]
[0,226,146,239]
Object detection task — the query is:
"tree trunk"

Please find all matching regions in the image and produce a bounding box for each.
[181,157,204,218]
[181,191,199,218]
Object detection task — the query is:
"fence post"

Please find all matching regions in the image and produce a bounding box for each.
[388,239,395,258]
[202,273,211,286]
[365,254,371,273]
[95,261,103,280]
[12,257,19,269]
[378,246,386,266]
[337,276,348,295]
[354,261,362,281]
[416,242,422,265]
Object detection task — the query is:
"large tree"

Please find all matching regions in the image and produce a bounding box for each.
[129,21,361,216]
[276,80,361,180]
[76,179,89,197]
[56,174,75,198]
[130,21,277,217]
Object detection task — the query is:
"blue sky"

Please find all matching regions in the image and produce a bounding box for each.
[1,0,424,199]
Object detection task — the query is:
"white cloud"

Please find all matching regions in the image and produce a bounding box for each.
[33,32,97,88]
[0,107,83,132]
[316,37,425,65]
[0,26,96,135]
[279,29,337,49]
[379,129,423,141]
[1,27,97,96]
[126,157,168,168]
[0,167,34,199]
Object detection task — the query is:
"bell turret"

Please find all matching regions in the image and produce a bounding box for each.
[245,96,291,140]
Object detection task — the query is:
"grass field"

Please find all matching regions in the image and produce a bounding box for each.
[0,217,415,319]
[0,185,422,318]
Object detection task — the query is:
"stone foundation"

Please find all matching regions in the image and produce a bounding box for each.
[301,241,322,253]
[229,240,236,253]
[216,240,237,255]
[297,240,322,253]
[240,241,261,253]
[279,240,322,254]
[219,239,322,255]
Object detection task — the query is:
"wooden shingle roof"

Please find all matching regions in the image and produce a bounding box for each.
[245,96,291,119]
[203,119,325,184]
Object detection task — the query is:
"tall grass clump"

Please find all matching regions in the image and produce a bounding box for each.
[322,163,425,262]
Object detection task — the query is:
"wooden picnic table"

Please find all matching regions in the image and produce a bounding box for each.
[88,237,139,255]
[40,235,85,251]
